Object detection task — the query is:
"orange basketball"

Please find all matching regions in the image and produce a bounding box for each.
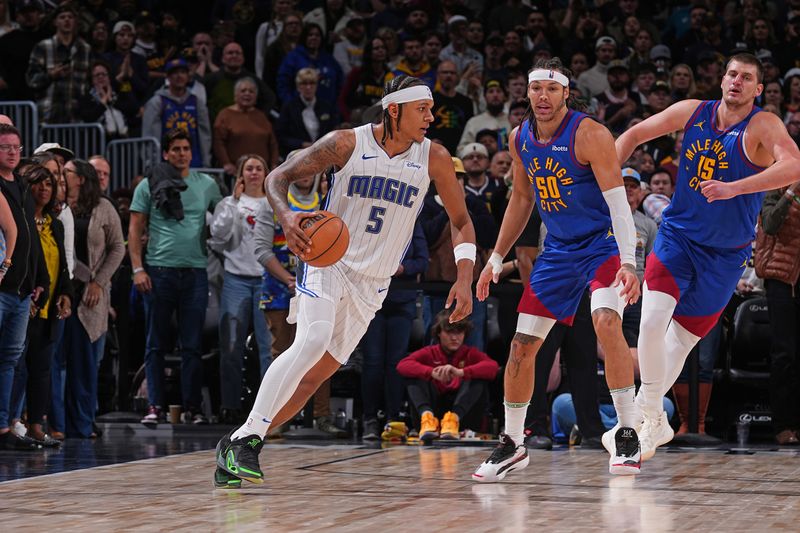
[300,211,350,267]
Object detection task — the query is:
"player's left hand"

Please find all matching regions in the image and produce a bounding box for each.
[445,279,472,322]
[613,264,640,305]
[700,180,736,202]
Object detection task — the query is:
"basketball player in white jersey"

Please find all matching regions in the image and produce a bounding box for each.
[213,75,477,488]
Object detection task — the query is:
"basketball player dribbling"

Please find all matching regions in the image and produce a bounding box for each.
[472,58,642,481]
[616,53,800,460]
[213,75,477,488]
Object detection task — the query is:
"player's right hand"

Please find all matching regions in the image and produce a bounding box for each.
[279,210,315,259]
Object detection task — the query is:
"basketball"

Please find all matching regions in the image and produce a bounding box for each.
[301,211,349,267]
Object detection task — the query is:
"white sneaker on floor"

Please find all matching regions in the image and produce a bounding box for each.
[472,434,529,483]
[639,410,674,461]
[601,425,641,475]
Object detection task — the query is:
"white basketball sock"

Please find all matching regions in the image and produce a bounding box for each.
[503,401,529,446]
[232,297,336,440]
[610,385,639,428]
[636,284,678,419]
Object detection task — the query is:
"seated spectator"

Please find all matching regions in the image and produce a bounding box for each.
[669,64,696,102]
[397,311,500,441]
[754,184,800,444]
[332,17,366,77]
[276,23,343,106]
[10,165,71,447]
[507,101,528,130]
[62,159,124,438]
[275,68,339,156]
[339,37,390,121]
[361,222,428,441]
[261,12,303,96]
[88,19,110,57]
[439,16,483,75]
[304,0,356,44]
[254,0,295,77]
[213,77,280,176]
[386,34,436,89]
[204,42,276,123]
[458,80,510,154]
[210,155,273,424]
[88,155,111,196]
[642,167,673,226]
[428,60,473,155]
[142,58,211,168]
[79,60,135,139]
[460,143,496,211]
[191,32,220,79]
[596,60,640,136]
[577,36,617,98]
[475,129,499,160]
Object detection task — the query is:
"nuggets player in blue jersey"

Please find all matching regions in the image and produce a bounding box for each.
[213,75,477,488]
[472,58,642,481]
[617,53,800,461]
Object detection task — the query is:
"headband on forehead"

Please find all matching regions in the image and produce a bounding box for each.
[381,85,433,109]
[528,69,569,87]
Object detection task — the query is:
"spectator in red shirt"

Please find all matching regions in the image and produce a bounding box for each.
[397,310,499,441]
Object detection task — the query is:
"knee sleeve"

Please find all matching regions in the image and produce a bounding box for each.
[516,313,555,339]
[590,286,626,319]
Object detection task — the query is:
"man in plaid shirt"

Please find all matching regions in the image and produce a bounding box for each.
[25,5,91,124]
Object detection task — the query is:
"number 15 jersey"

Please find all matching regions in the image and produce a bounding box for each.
[516,110,611,244]
[325,124,431,278]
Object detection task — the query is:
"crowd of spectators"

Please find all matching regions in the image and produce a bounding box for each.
[1,0,800,449]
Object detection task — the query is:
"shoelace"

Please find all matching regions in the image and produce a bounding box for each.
[487,434,517,464]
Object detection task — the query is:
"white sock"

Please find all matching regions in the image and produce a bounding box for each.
[610,386,640,428]
[232,411,271,441]
[660,321,702,396]
[637,284,678,418]
[503,401,528,446]
[233,297,335,439]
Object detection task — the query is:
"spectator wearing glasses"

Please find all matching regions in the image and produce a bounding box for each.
[275,68,340,156]
[0,124,49,450]
[79,60,135,140]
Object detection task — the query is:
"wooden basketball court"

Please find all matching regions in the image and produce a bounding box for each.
[3,438,800,531]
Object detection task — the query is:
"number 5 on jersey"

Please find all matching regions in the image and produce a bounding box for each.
[366,206,386,234]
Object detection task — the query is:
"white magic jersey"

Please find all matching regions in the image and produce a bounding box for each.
[324,123,432,279]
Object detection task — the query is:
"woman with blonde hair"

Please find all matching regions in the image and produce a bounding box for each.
[210,154,273,424]
[669,64,696,102]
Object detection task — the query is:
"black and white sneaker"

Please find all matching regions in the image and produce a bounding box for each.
[472,433,529,483]
[602,426,641,475]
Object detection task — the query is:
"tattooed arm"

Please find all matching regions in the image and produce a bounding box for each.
[265,129,355,257]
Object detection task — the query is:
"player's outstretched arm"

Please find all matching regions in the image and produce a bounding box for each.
[578,120,640,305]
[616,99,700,164]
[477,126,534,300]
[265,129,355,257]
[701,112,800,201]
[429,142,476,322]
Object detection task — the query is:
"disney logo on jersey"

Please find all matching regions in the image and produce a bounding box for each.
[526,156,575,213]
[405,161,421,169]
[347,175,420,207]
[683,137,730,192]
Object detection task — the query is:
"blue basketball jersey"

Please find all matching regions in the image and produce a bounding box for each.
[516,110,610,242]
[663,100,766,248]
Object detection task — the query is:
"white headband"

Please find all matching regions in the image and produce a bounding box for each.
[381,85,433,109]
[528,69,569,87]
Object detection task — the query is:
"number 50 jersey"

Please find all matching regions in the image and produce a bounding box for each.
[516,110,611,243]
[325,123,432,278]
